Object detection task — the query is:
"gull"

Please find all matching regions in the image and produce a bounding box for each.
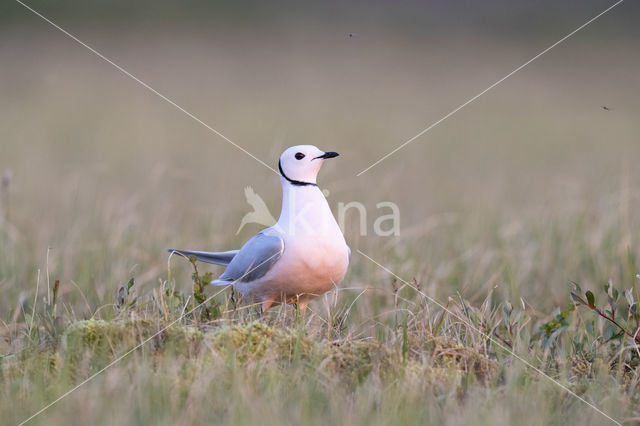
[169,145,350,312]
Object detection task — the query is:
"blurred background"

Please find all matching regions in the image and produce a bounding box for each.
[1,0,639,316]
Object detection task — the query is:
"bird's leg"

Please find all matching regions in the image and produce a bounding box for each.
[294,295,308,324]
[261,299,273,316]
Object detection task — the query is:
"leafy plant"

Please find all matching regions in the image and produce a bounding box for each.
[535,302,575,351]
[189,256,221,321]
[115,278,138,311]
[569,280,640,344]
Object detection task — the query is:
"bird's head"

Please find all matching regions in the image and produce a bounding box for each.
[278,145,339,187]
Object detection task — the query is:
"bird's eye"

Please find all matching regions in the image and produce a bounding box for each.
[295,152,305,160]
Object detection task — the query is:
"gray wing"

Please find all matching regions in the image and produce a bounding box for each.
[168,249,239,266]
[213,231,284,284]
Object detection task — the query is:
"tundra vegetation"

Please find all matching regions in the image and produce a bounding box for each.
[2,199,640,425]
[1,4,639,424]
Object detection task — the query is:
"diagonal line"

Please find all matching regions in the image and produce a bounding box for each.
[356,249,622,425]
[14,0,278,175]
[16,250,282,426]
[357,0,625,176]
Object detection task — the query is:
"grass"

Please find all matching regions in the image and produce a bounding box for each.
[2,243,640,425]
[1,14,640,425]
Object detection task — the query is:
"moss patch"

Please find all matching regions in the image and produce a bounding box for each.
[16,320,497,394]
[205,322,316,363]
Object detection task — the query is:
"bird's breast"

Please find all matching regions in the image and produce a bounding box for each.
[281,234,349,290]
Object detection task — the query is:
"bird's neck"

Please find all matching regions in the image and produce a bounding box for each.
[276,180,337,236]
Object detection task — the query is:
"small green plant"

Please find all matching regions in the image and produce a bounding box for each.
[189,256,221,321]
[42,279,64,339]
[115,278,138,311]
[569,280,640,344]
[536,302,576,350]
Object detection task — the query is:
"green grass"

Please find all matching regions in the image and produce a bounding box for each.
[2,250,640,425]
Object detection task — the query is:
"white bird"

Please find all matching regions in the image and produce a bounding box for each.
[169,145,350,312]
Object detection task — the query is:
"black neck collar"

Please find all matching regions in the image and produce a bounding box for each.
[278,160,318,187]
